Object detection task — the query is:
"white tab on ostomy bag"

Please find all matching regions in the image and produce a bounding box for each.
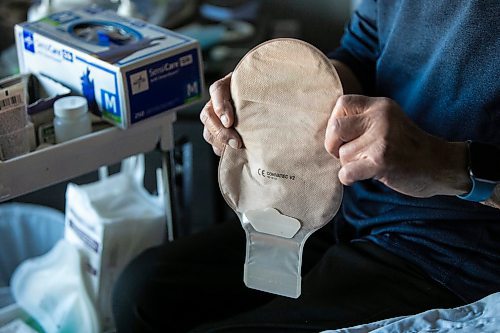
[64,154,166,331]
[10,240,99,333]
[219,38,344,298]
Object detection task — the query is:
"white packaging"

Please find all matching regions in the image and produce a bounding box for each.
[15,6,204,128]
[0,319,37,333]
[0,78,27,135]
[0,77,30,161]
[0,304,34,333]
[64,154,166,331]
[11,240,99,333]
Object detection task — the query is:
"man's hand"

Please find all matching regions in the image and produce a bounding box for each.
[324,95,471,198]
[199,73,242,156]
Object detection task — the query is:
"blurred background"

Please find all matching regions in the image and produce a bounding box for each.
[1,0,357,237]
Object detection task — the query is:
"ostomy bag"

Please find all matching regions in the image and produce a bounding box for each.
[219,38,343,298]
[10,239,100,333]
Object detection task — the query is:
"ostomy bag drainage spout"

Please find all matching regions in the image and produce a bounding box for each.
[219,38,343,298]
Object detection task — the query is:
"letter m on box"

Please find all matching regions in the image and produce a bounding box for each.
[101,89,120,116]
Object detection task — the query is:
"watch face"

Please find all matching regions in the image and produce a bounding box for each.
[470,141,500,182]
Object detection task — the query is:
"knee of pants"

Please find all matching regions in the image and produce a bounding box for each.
[112,246,160,317]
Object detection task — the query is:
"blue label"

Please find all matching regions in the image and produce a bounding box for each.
[101,89,120,116]
[23,30,35,53]
[76,56,120,122]
[126,48,202,124]
[62,49,73,62]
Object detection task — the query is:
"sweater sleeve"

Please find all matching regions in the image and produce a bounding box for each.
[329,0,379,94]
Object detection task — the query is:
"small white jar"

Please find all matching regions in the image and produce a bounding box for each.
[53,96,92,143]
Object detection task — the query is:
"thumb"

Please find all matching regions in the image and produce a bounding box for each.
[338,159,378,185]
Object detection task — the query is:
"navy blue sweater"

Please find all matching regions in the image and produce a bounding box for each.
[330,0,500,302]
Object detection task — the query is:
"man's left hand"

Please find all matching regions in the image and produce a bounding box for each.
[324,95,471,198]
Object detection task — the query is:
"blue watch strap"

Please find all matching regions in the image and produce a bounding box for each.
[457,177,496,202]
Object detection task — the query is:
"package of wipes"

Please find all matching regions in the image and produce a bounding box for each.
[64,154,166,331]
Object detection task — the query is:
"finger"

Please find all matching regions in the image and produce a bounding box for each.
[202,126,215,145]
[325,95,373,158]
[199,100,214,125]
[338,159,378,186]
[337,137,371,165]
[202,126,225,151]
[332,94,374,117]
[325,113,368,158]
[213,145,222,156]
[204,127,225,156]
[209,73,234,128]
[200,100,242,149]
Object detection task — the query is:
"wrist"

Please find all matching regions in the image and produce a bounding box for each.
[436,141,472,196]
[457,141,500,202]
[484,184,500,209]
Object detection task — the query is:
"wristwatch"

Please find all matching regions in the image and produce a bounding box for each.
[457,141,500,202]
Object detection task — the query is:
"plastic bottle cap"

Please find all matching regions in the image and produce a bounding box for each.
[54,96,88,119]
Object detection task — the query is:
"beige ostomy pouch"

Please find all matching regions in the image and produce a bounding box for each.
[219,38,343,298]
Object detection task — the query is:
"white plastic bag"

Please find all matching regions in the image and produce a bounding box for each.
[64,154,166,331]
[11,239,99,333]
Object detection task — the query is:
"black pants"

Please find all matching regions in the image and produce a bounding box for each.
[112,221,464,333]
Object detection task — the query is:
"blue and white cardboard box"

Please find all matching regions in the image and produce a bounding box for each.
[15,6,204,128]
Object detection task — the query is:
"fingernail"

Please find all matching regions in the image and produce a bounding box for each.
[228,139,239,149]
[221,114,229,127]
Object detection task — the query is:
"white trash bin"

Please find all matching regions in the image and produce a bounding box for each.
[0,203,64,317]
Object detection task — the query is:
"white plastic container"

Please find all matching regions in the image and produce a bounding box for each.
[53,96,92,143]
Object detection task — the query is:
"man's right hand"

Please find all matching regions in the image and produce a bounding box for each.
[200,73,242,156]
